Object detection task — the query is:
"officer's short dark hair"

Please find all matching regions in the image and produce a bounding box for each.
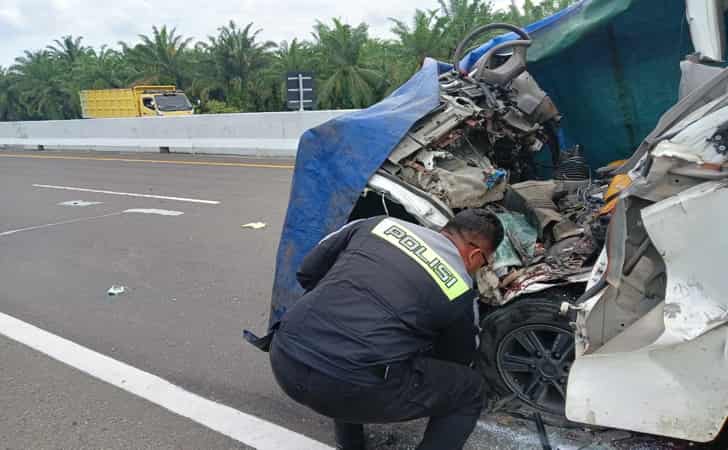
[443,209,504,250]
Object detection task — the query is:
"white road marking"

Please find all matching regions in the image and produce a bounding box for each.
[0,311,332,450]
[33,184,220,205]
[58,200,103,207]
[0,212,124,237]
[124,208,184,216]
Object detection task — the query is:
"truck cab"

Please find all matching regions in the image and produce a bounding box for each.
[134,86,193,117]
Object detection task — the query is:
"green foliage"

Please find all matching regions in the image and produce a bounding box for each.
[0,0,578,121]
[312,19,387,109]
[202,100,240,114]
[119,26,194,87]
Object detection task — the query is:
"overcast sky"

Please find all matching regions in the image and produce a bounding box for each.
[0,0,519,67]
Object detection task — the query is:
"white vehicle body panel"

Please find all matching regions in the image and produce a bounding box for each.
[567,179,728,441]
[566,324,728,442]
[686,0,727,62]
[367,173,451,229]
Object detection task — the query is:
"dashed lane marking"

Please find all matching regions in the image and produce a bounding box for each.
[33,184,220,205]
[0,212,124,237]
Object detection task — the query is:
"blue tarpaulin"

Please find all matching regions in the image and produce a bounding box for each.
[268,58,443,326]
[266,0,696,327]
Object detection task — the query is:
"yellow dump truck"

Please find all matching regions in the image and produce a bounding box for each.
[79,86,194,118]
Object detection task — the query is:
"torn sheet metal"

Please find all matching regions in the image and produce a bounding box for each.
[367,173,452,229]
[388,95,482,164]
[685,0,726,62]
[566,324,728,443]
[642,180,728,344]
[400,165,507,209]
[503,181,563,241]
[500,264,591,304]
[567,182,728,442]
[679,59,724,99]
[652,93,728,163]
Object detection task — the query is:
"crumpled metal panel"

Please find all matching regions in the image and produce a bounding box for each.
[642,180,728,344]
[367,173,451,230]
[685,0,726,62]
[399,166,507,209]
[566,324,728,442]
[567,180,728,442]
[651,98,728,165]
[387,96,482,164]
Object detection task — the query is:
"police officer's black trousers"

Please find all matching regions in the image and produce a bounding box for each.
[270,339,485,450]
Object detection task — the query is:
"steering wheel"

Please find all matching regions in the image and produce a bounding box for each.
[452,23,532,86]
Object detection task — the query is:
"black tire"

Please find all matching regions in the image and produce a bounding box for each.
[478,289,578,421]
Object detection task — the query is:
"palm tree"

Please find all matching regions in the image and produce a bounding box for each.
[120,26,193,87]
[0,67,23,120]
[268,39,316,107]
[198,21,277,110]
[46,35,88,64]
[497,0,577,26]
[390,9,448,71]
[10,50,78,119]
[437,0,495,58]
[312,19,386,109]
[73,46,140,89]
[202,21,276,83]
[274,39,313,73]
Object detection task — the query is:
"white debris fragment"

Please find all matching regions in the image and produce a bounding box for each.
[123,209,184,216]
[107,285,127,296]
[58,200,102,207]
[241,222,267,230]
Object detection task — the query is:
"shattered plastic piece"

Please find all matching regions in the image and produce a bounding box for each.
[241,222,267,230]
[107,285,126,296]
[485,169,507,189]
[493,212,538,271]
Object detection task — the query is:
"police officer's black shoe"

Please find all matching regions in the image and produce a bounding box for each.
[334,421,365,450]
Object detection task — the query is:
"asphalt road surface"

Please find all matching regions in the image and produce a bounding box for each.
[0,150,718,450]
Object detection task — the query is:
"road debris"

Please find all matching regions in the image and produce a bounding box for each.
[241,222,267,230]
[107,285,127,296]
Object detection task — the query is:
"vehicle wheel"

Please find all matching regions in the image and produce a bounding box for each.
[478,289,577,419]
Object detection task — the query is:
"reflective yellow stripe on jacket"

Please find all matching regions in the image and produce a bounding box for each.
[371,218,469,301]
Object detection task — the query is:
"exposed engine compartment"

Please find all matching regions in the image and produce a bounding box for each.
[360,24,611,305]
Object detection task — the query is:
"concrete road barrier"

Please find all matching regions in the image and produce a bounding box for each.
[0,110,356,157]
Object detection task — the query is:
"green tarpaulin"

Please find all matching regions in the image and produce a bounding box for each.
[465,0,697,168]
[531,0,695,168]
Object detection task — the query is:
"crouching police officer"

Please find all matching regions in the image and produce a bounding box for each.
[270,209,504,450]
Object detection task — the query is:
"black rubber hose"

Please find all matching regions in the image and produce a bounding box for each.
[574,276,608,305]
[452,23,531,73]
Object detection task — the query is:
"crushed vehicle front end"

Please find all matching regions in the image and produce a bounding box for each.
[350,23,612,419]
[565,65,728,443]
[264,1,728,443]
